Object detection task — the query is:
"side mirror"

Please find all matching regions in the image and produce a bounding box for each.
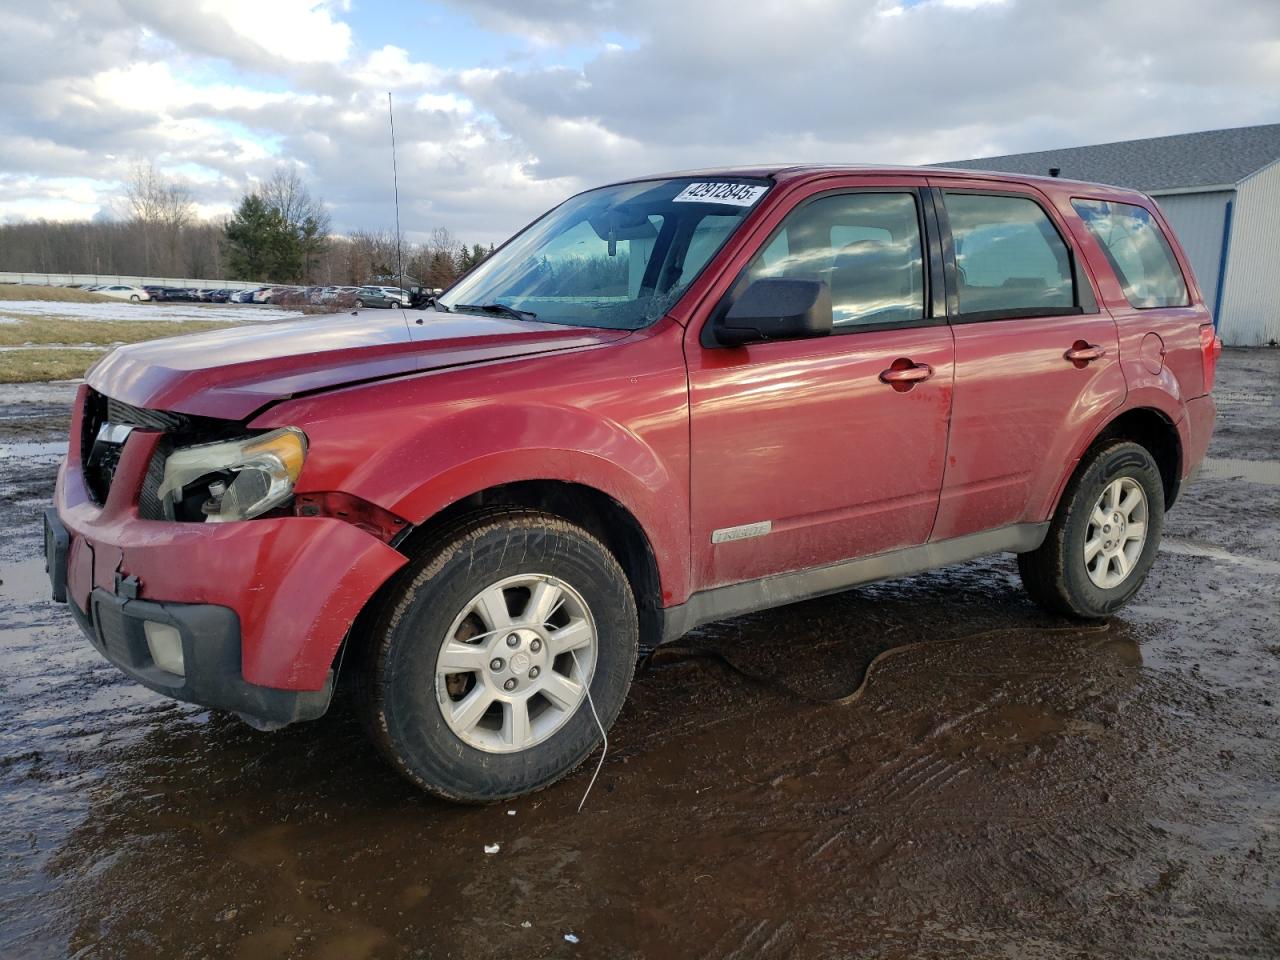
[713,277,833,347]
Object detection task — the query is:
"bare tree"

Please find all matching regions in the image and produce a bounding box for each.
[257,167,331,281]
[346,229,402,282]
[122,162,195,275]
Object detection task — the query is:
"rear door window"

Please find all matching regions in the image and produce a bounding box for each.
[943,193,1077,318]
[1071,198,1189,308]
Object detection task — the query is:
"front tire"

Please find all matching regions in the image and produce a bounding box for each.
[1018,440,1165,618]
[359,508,638,802]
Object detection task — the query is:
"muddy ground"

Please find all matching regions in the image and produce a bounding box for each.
[1,352,1277,959]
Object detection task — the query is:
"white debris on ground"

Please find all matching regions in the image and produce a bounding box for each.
[484,843,500,854]
[0,301,305,323]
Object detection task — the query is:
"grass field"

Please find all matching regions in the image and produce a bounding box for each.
[0,284,114,303]
[0,349,106,383]
[0,315,242,383]
[0,317,238,347]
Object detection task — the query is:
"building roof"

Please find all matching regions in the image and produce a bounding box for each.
[940,123,1280,192]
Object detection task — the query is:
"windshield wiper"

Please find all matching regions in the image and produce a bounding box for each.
[453,302,538,322]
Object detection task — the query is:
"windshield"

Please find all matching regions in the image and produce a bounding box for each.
[437,177,771,329]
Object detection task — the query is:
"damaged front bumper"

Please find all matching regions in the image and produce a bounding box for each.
[50,515,331,728]
[45,387,408,727]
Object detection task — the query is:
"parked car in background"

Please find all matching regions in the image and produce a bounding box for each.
[94,284,151,302]
[405,285,446,309]
[355,285,405,309]
[318,286,362,309]
[45,166,1219,803]
[377,285,411,305]
[255,286,299,304]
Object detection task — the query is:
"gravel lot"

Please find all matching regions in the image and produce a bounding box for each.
[1,350,1277,959]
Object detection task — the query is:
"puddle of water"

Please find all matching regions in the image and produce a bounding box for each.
[1,557,50,605]
[1161,537,1280,574]
[1198,457,1280,486]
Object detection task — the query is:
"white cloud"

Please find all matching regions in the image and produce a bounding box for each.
[352,46,445,89]
[0,0,1277,243]
[115,0,353,68]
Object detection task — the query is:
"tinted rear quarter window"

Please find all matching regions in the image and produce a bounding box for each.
[1071,198,1189,308]
[943,193,1076,317]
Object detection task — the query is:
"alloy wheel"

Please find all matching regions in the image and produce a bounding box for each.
[1084,476,1148,589]
[434,574,597,753]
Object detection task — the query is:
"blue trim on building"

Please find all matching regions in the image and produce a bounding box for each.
[1212,198,1234,328]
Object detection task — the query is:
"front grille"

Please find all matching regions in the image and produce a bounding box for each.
[138,438,171,520]
[107,397,187,433]
[80,388,218,514]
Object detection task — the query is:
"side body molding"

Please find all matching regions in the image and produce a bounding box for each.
[660,523,1049,643]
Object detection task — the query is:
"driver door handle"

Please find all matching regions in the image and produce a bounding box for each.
[879,362,934,385]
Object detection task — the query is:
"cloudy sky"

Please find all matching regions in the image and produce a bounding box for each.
[2,0,1278,244]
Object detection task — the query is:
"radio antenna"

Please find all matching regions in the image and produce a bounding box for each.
[387,91,405,296]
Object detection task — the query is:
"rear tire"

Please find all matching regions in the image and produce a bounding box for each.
[1018,440,1165,618]
[358,508,638,802]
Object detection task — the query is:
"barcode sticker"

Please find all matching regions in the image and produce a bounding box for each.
[672,182,768,207]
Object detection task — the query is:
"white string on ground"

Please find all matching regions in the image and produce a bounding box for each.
[570,648,607,813]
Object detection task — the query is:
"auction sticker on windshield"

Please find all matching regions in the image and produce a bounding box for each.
[672,182,768,206]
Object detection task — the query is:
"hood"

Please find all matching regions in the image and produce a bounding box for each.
[87,310,628,420]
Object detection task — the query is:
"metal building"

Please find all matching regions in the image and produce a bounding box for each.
[943,124,1280,346]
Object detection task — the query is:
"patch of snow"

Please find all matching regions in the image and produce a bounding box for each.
[0,301,306,323]
[0,382,79,405]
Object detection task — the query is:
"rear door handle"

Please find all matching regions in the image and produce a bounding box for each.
[1064,342,1106,364]
[879,361,934,385]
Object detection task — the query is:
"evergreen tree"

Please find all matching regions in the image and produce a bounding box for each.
[223,168,330,282]
[224,194,279,281]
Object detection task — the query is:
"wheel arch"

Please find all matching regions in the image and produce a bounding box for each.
[356,479,665,657]
[1056,405,1184,512]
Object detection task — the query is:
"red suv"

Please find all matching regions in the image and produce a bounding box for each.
[45,167,1219,801]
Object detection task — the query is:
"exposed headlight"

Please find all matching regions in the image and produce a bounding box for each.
[157,427,308,522]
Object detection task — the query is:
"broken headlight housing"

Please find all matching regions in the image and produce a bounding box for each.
[157,427,308,522]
